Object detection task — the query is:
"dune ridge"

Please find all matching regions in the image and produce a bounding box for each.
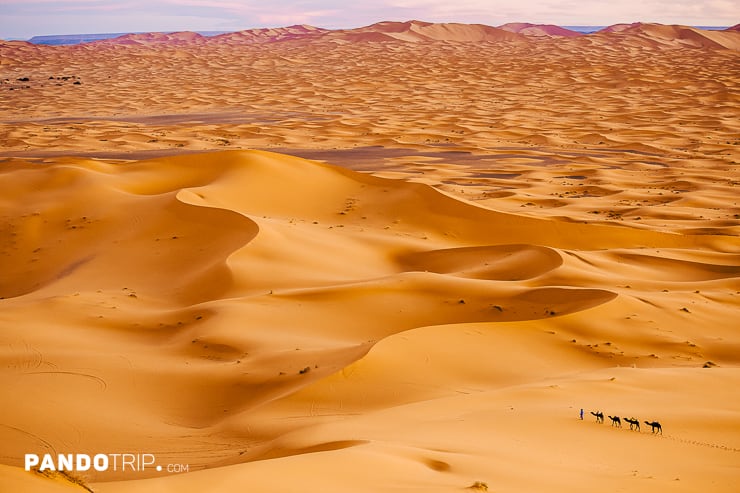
[1,19,739,493]
[498,22,583,37]
[4,20,737,47]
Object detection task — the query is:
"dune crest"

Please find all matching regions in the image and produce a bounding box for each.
[208,24,329,45]
[499,22,582,37]
[9,20,733,48]
[595,22,740,49]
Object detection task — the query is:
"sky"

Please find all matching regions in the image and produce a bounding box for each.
[0,0,736,39]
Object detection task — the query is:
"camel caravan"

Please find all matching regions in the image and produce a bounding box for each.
[586,410,662,434]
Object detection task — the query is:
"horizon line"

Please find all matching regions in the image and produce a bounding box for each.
[5,20,735,42]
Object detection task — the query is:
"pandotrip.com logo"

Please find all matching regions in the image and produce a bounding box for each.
[25,453,189,474]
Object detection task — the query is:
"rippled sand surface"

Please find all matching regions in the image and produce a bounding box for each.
[1,21,739,493]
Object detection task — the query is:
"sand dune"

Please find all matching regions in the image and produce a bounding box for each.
[596,23,740,50]
[209,25,329,45]
[1,20,739,493]
[498,22,582,37]
[354,20,524,42]
[97,31,207,46]
[1,150,738,492]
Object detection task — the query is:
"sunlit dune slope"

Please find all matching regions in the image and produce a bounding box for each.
[1,150,739,493]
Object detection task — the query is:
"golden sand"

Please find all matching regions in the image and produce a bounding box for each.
[1,21,739,492]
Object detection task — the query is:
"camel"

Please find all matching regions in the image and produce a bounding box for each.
[591,411,604,423]
[608,415,622,427]
[623,417,640,431]
[644,420,662,434]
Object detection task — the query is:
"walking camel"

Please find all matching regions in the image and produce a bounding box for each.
[591,411,604,423]
[623,417,640,431]
[644,420,662,434]
[608,415,622,428]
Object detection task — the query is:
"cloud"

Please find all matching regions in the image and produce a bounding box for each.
[3,1,143,15]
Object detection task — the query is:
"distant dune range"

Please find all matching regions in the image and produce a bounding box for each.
[1,20,739,493]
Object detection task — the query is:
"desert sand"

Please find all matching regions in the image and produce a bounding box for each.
[1,21,739,493]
